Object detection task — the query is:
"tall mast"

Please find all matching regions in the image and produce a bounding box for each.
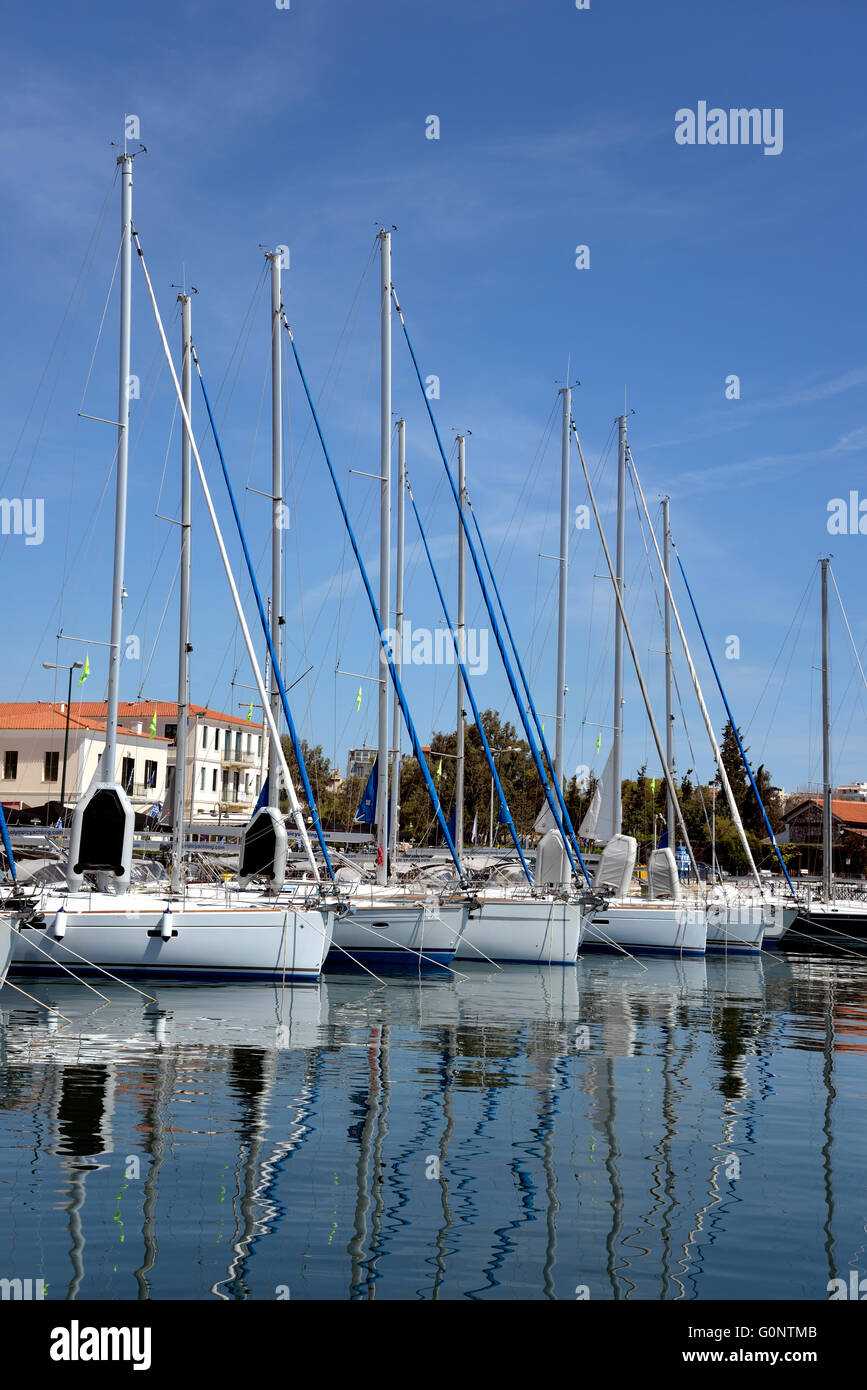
[611,409,628,836]
[662,496,675,851]
[388,418,405,870]
[821,557,832,903]
[171,292,193,893]
[555,386,571,789]
[103,151,134,786]
[455,433,467,857]
[375,229,392,884]
[268,251,284,811]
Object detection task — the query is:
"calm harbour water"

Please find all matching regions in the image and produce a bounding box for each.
[0,951,864,1301]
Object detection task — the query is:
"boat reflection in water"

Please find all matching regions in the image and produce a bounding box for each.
[0,950,861,1300]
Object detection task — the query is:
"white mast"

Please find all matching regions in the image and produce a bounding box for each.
[611,409,628,837]
[662,496,676,851]
[170,292,193,893]
[375,229,392,884]
[455,433,467,857]
[555,386,571,789]
[573,425,700,873]
[103,150,134,787]
[388,418,405,871]
[821,557,832,903]
[268,251,284,811]
[629,456,764,893]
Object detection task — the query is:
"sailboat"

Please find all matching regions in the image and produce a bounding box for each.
[391,402,584,963]
[184,230,467,969]
[384,299,586,963]
[626,470,796,953]
[446,417,584,964]
[791,559,867,945]
[9,147,337,983]
[572,411,707,954]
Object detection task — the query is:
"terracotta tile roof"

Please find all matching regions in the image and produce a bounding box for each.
[789,796,867,826]
[76,700,263,730]
[0,703,170,742]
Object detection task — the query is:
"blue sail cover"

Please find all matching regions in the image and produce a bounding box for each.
[354,760,378,825]
[447,805,456,842]
[353,759,390,834]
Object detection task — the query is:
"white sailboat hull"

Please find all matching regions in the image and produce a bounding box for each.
[332,900,466,967]
[9,892,333,981]
[0,914,13,987]
[705,902,765,953]
[763,904,798,941]
[704,897,796,949]
[453,897,582,965]
[583,901,707,955]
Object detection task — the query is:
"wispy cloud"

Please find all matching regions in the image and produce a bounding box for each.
[643,367,867,453]
[670,423,867,497]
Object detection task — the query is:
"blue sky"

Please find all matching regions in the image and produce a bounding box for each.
[1,0,866,799]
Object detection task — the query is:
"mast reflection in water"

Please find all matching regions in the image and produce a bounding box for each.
[0,955,864,1300]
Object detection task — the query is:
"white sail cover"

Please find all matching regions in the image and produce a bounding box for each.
[579,745,616,843]
[534,799,557,835]
[593,833,637,898]
[535,828,571,888]
[647,847,682,901]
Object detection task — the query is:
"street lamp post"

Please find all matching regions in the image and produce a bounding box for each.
[43,660,83,825]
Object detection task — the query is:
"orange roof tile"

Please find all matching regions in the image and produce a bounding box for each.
[790,796,867,826]
[0,703,170,741]
[75,700,263,730]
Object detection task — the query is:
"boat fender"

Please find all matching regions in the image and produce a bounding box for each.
[53,908,67,940]
[159,910,174,941]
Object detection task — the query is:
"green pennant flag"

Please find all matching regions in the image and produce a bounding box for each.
[355,686,362,712]
[77,654,90,686]
[595,733,601,753]
[436,759,442,782]
[651,777,656,793]
[245,701,253,723]
[149,708,157,738]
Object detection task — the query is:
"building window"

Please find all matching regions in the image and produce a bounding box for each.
[121,757,135,793]
[200,766,206,790]
[44,750,59,782]
[255,775,260,795]
[246,733,252,754]
[257,736,262,756]
[144,759,158,789]
[164,723,177,744]
[212,768,217,792]
[214,729,220,752]
[202,725,209,750]
[244,774,250,794]
[3,751,18,780]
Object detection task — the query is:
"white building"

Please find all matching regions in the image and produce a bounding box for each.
[80,701,267,823]
[0,702,170,815]
[0,700,266,823]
